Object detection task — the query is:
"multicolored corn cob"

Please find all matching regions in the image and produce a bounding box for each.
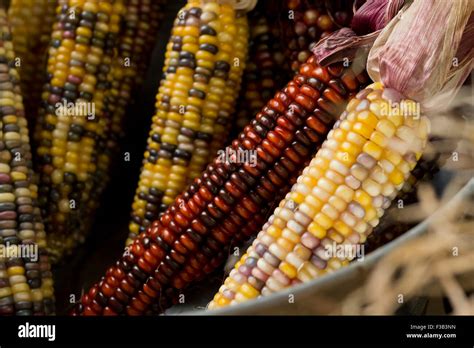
[129,0,166,88]
[71,55,369,315]
[126,0,249,245]
[8,0,57,127]
[281,0,351,72]
[209,83,429,308]
[80,0,167,238]
[0,9,54,315]
[34,0,125,262]
[232,6,289,134]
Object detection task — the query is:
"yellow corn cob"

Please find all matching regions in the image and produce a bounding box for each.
[209,82,429,308]
[0,9,54,315]
[203,13,248,169]
[126,0,249,245]
[8,0,57,126]
[34,0,125,262]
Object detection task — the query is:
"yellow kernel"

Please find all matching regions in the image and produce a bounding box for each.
[267,225,282,239]
[388,169,405,185]
[341,141,359,156]
[7,266,24,276]
[354,190,372,207]
[217,294,231,307]
[347,131,365,146]
[305,194,323,210]
[299,203,317,218]
[385,149,402,166]
[297,261,320,281]
[313,157,329,170]
[346,98,360,112]
[333,220,351,236]
[365,206,377,221]
[328,195,347,212]
[363,141,383,160]
[357,110,378,129]
[277,237,295,252]
[290,191,305,204]
[339,119,352,132]
[333,128,347,142]
[368,82,384,90]
[346,111,357,122]
[279,262,297,279]
[293,244,311,259]
[308,222,327,239]
[282,228,300,244]
[335,185,354,203]
[301,175,318,188]
[370,131,387,147]
[224,277,240,292]
[240,283,259,299]
[314,212,333,230]
[318,177,337,194]
[353,122,373,139]
[328,229,344,243]
[307,165,323,179]
[387,113,404,127]
[336,151,355,166]
[321,203,338,220]
[273,217,287,229]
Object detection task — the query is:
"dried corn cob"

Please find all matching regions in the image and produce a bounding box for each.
[80,0,167,237]
[71,56,368,315]
[34,0,125,262]
[232,6,289,134]
[106,0,166,147]
[8,0,57,127]
[126,0,249,245]
[205,31,249,165]
[0,9,54,315]
[281,0,351,72]
[209,83,429,308]
[131,0,166,88]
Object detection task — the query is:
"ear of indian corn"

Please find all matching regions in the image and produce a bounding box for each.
[130,0,167,88]
[78,0,167,240]
[208,83,429,308]
[126,0,249,245]
[280,0,351,72]
[8,0,57,127]
[0,9,54,315]
[232,5,289,134]
[71,55,368,315]
[34,0,126,262]
[106,0,167,149]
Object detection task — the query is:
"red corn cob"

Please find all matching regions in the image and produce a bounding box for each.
[280,0,352,72]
